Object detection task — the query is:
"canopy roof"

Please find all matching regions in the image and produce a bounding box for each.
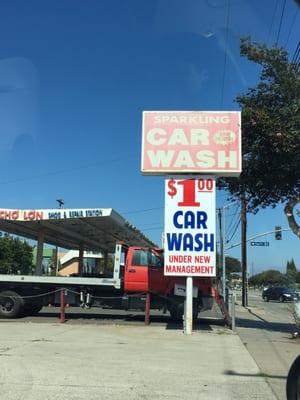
[0,207,156,252]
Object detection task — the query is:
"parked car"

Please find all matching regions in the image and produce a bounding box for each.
[262,287,298,302]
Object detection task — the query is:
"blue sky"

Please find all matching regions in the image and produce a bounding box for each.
[0,0,299,273]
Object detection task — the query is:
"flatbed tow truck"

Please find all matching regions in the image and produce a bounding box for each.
[0,207,213,320]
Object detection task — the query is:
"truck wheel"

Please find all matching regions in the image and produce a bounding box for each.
[193,309,199,322]
[30,303,43,315]
[169,303,199,322]
[0,290,24,318]
[169,303,184,321]
[23,300,43,316]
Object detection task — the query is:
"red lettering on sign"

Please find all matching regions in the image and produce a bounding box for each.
[169,255,192,263]
[36,211,43,220]
[194,255,211,263]
[0,210,20,220]
[12,211,19,220]
[165,265,213,274]
[177,180,200,207]
[24,211,44,220]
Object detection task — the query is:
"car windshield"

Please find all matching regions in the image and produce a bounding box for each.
[281,287,294,294]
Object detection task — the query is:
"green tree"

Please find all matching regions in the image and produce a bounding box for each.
[220,38,300,239]
[249,269,288,286]
[286,258,297,282]
[296,270,300,284]
[0,235,34,274]
[225,256,241,277]
[290,258,297,271]
[215,253,241,279]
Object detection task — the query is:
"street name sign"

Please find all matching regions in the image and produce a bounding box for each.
[250,241,270,247]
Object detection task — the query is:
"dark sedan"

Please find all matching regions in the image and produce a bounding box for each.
[262,287,298,302]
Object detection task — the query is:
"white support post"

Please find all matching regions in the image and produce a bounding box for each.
[35,230,45,276]
[78,244,84,276]
[184,276,193,335]
[55,246,59,276]
[104,251,108,268]
[113,243,122,280]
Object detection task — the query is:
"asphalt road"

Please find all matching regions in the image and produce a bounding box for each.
[247,289,295,324]
[236,289,299,400]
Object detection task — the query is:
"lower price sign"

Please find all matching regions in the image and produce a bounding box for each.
[164,176,216,276]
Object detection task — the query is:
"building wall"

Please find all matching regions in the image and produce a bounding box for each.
[59,257,102,276]
[59,261,78,276]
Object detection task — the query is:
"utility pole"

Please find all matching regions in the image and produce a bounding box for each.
[218,208,224,298]
[222,208,226,300]
[241,192,247,307]
[218,202,237,299]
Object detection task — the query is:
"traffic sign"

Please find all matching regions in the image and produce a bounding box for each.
[250,241,269,247]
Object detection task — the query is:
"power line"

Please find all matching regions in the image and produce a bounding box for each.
[226,217,241,244]
[295,47,300,64]
[267,0,279,44]
[292,41,300,61]
[292,40,300,63]
[122,206,163,215]
[295,43,300,63]
[226,210,240,218]
[138,222,163,228]
[226,204,239,232]
[0,157,124,185]
[284,7,299,47]
[226,212,239,239]
[220,0,231,109]
[275,0,287,46]
[226,204,240,236]
[142,226,163,232]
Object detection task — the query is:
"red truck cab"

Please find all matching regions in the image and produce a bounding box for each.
[124,246,213,319]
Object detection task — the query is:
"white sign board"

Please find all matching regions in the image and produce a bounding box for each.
[141,111,241,176]
[164,177,216,276]
[0,208,104,221]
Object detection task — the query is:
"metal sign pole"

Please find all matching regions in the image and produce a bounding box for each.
[222,207,226,299]
[184,276,193,335]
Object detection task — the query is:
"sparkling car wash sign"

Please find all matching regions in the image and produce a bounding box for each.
[141,111,241,176]
[164,177,216,276]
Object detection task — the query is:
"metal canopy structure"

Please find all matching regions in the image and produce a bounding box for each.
[0,207,156,252]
